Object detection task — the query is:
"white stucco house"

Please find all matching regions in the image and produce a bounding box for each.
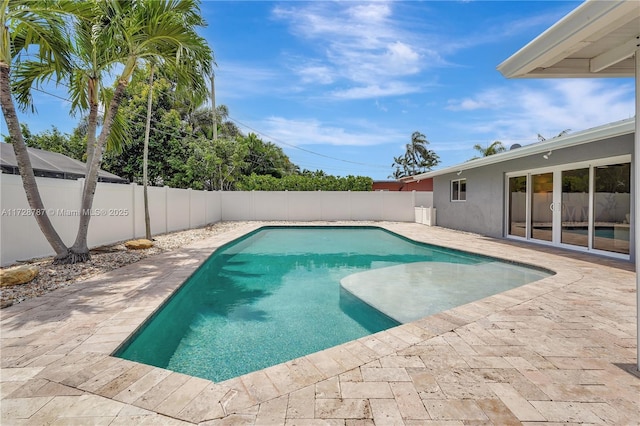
[409,0,639,368]
[409,119,634,260]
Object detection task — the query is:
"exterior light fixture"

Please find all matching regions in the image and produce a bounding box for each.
[543,151,552,159]
[456,170,462,176]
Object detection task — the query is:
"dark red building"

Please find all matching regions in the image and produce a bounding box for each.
[372,177,433,192]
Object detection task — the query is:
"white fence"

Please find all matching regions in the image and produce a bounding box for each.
[1,174,429,266]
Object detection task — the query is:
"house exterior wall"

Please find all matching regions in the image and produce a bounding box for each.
[433,167,505,236]
[433,133,634,238]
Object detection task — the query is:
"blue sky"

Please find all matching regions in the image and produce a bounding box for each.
[4,1,636,180]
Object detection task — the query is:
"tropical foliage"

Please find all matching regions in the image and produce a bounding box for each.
[63,0,212,263]
[238,172,372,191]
[2,0,213,263]
[15,98,370,193]
[1,0,77,261]
[3,0,375,264]
[100,67,299,190]
[470,140,506,160]
[390,131,440,178]
[101,68,198,188]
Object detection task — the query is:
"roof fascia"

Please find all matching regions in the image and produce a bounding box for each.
[497,0,638,78]
[408,119,635,181]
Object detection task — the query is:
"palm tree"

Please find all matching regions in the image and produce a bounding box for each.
[188,104,241,139]
[390,155,406,179]
[141,55,211,241]
[472,140,506,159]
[142,63,156,240]
[0,0,76,261]
[391,131,440,178]
[61,0,212,263]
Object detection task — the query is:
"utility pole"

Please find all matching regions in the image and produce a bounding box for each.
[210,70,217,141]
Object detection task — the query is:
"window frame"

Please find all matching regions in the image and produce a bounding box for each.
[450,178,466,202]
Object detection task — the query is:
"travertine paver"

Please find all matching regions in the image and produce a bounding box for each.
[1,222,638,425]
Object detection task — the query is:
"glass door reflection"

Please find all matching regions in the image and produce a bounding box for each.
[593,163,630,254]
[530,172,553,242]
[508,176,527,238]
[561,168,589,247]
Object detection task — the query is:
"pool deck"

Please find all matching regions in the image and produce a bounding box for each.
[1,222,638,425]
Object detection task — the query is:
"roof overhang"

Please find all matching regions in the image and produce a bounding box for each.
[497,0,640,79]
[497,0,640,373]
[407,118,635,181]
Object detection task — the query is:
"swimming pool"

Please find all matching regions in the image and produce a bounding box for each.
[115,226,552,382]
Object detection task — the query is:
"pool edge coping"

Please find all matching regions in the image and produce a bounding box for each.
[1,221,635,424]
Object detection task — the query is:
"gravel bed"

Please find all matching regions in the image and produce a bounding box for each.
[0,221,245,309]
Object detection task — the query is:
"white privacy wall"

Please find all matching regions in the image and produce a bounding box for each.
[221,190,416,222]
[1,175,222,266]
[1,174,425,266]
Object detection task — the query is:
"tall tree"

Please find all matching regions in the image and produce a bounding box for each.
[62,0,212,263]
[142,64,155,240]
[390,131,440,178]
[140,53,211,240]
[188,104,241,140]
[101,65,220,189]
[241,133,296,178]
[1,0,77,261]
[186,137,247,191]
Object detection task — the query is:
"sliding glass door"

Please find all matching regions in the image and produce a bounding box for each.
[530,172,553,242]
[593,163,631,254]
[508,176,527,238]
[561,168,589,247]
[506,157,630,258]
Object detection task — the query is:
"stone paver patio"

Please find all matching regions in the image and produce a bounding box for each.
[1,222,638,425]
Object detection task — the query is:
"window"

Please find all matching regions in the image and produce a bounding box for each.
[451,178,466,201]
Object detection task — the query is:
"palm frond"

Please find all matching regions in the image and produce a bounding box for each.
[4,0,75,72]
[10,59,59,112]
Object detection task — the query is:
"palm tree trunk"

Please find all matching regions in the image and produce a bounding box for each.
[0,63,70,260]
[63,81,128,264]
[143,65,155,240]
[85,77,99,168]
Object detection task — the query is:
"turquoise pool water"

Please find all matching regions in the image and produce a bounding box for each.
[115,226,551,382]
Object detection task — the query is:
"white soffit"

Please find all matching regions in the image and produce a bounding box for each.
[497,0,640,78]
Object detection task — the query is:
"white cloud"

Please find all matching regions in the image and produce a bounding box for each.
[375,100,388,112]
[384,41,421,74]
[448,79,635,143]
[331,82,421,100]
[347,3,392,22]
[443,7,573,54]
[296,64,334,85]
[259,116,404,147]
[272,2,442,99]
[446,88,508,111]
[214,62,281,99]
